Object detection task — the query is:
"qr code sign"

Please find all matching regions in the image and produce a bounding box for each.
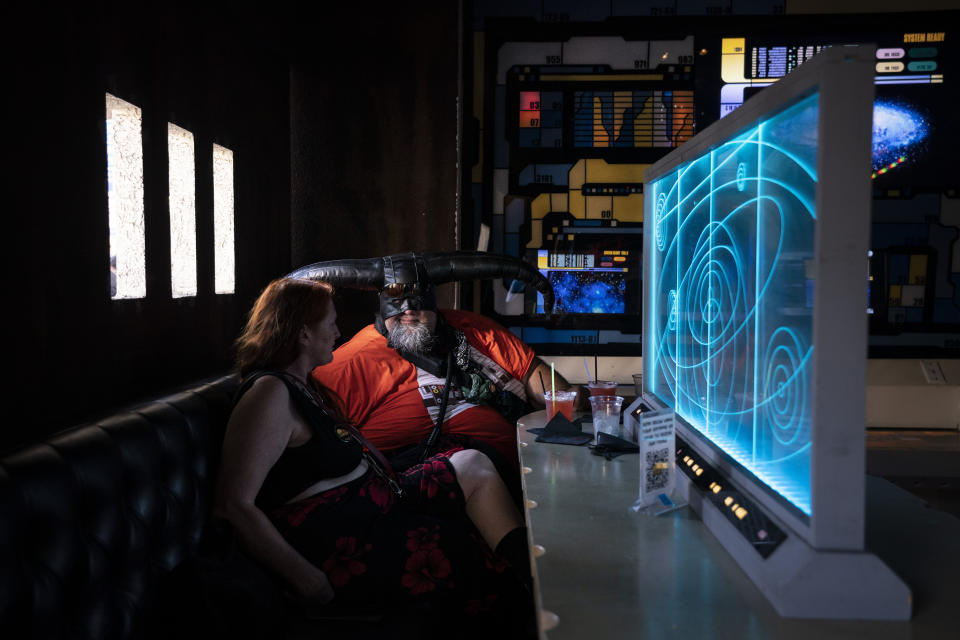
[644,447,670,492]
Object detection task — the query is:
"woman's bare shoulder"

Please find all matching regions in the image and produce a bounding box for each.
[244,373,288,399]
[231,374,295,431]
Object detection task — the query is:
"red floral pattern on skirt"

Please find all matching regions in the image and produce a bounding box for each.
[401,545,453,595]
[322,536,372,587]
[271,450,528,627]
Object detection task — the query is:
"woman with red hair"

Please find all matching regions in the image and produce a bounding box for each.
[214,278,532,634]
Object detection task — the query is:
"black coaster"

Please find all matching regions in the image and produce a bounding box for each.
[589,431,639,459]
[527,413,593,446]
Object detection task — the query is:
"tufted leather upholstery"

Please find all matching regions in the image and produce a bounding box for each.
[0,374,239,640]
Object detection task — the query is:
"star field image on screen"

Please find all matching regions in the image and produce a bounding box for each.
[549,270,627,314]
[647,92,818,515]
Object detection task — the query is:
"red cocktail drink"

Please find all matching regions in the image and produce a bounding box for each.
[587,380,617,396]
[544,390,576,420]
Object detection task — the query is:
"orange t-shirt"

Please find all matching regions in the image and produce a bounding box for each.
[310,309,535,466]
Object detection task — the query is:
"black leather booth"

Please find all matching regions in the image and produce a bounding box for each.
[0,373,458,640]
[0,374,241,639]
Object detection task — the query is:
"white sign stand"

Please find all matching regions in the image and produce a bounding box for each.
[631,408,686,516]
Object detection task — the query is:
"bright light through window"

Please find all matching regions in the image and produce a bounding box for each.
[168,123,197,298]
[213,144,235,294]
[106,93,146,299]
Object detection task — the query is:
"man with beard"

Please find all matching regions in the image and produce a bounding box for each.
[303,252,579,472]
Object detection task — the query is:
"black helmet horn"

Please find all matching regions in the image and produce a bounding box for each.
[286,251,555,313]
[421,251,554,313]
[285,258,384,290]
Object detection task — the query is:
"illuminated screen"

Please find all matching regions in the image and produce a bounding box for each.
[549,270,626,313]
[647,92,818,516]
[718,31,954,189]
[870,90,932,181]
[535,248,636,315]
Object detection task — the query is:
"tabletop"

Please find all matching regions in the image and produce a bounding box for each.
[516,410,960,640]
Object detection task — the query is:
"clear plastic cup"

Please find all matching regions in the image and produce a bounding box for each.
[586,380,618,397]
[590,395,624,440]
[544,390,577,421]
[632,373,643,397]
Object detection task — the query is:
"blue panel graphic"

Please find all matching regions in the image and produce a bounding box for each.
[647,92,818,515]
[517,163,572,187]
[518,327,600,344]
[887,254,909,284]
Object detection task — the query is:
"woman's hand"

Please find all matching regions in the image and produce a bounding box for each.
[296,568,335,606]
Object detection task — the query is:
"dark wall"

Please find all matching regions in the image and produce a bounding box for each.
[289,0,461,337]
[4,2,463,452]
[6,7,292,451]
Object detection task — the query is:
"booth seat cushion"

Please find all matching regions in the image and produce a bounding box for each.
[0,374,238,640]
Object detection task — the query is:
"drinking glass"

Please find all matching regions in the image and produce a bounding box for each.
[586,380,618,397]
[544,390,577,420]
[589,395,624,440]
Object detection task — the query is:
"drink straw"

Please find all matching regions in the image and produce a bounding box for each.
[551,362,555,396]
[538,370,546,395]
[582,357,592,384]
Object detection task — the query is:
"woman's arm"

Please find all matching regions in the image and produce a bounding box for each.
[213,376,334,604]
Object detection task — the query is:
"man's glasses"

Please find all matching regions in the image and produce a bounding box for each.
[382,283,423,298]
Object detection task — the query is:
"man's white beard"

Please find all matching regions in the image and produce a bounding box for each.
[387,320,435,354]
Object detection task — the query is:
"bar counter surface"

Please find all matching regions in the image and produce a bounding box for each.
[517,410,960,640]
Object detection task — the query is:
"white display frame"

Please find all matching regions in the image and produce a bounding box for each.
[642,45,911,619]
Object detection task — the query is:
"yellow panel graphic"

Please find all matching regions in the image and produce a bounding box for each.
[633,95,653,147]
[908,254,927,285]
[585,158,644,183]
[531,193,551,219]
[612,90,631,143]
[526,221,544,248]
[888,285,902,306]
[586,195,614,220]
[568,159,586,189]
[551,193,568,213]
[569,188,585,218]
[615,193,644,223]
[722,37,746,55]
[544,159,650,223]
[593,96,609,147]
[721,37,748,83]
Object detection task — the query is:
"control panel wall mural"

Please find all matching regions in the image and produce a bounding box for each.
[470,2,960,357]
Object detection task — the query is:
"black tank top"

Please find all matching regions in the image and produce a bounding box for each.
[235,371,363,510]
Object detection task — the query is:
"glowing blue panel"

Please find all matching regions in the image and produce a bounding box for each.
[647,92,818,515]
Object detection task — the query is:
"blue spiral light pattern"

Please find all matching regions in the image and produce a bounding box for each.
[646,93,818,515]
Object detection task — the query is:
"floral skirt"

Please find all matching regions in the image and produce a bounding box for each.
[271,450,531,632]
